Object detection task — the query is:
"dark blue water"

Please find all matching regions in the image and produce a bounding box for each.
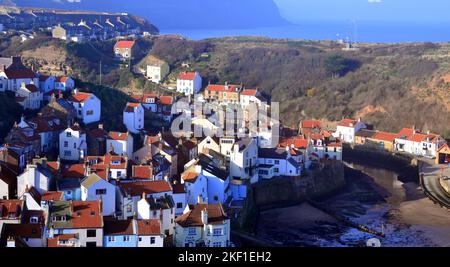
[161,20,450,43]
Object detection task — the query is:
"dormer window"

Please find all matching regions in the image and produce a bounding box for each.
[52,215,66,222]
[30,216,38,223]
[111,160,121,165]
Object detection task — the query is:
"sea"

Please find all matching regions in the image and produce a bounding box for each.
[160,20,450,43]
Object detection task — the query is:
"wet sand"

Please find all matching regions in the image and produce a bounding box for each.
[257,163,450,247]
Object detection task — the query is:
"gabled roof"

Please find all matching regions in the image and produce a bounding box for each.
[279,136,309,149]
[337,118,358,127]
[81,173,105,188]
[137,219,161,236]
[258,148,288,160]
[175,203,228,227]
[178,72,197,81]
[206,84,242,93]
[0,200,24,219]
[115,40,136,49]
[103,218,135,236]
[2,224,43,240]
[132,165,153,179]
[372,131,398,142]
[4,68,36,79]
[108,131,129,141]
[119,180,172,197]
[158,96,173,106]
[301,120,321,129]
[181,171,199,183]
[397,128,415,139]
[68,92,93,103]
[240,89,258,96]
[124,102,141,113]
[49,200,103,229]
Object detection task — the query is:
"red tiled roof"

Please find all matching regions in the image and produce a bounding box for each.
[2,224,43,239]
[119,180,172,196]
[71,201,103,228]
[175,204,228,227]
[397,128,415,138]
[137,219,161,235]
[241,89,258,96]
[0,200,24,219]
[178,72,197,80]
[408,133,428,143]
[41,191,63,202]
[279,137,309,149]
[61,164,86,179]
[57,76,71,83]
[159,96,173,106]
[47,234,78,247]
[206,84,241,93]
[124,102,141,112]
[108,131,129,141]
[114,40,135,49]
[372,131,398,142]
[132,165,153,179]
[181,172,199,183]
[69,92,92,103]
[337,119,357,127]
[301,120,321,129]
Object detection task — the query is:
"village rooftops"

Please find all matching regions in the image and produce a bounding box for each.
[279,136,309,149]
[119,180,172,197]
[47,234,79,247]
[103,218,135,236]
[372,131,398,142]
[3,68,36,79]
[178,72,198,80]
[61,163,86,179]
[48,200,103,229]
[206,84,242,93]
[198,158,229,181]
[132,165,153,179]
[301,120,321,130]
[175,203,228,227]
[0,199,24,220]
[1,224,43,240]
[137,219,161,236]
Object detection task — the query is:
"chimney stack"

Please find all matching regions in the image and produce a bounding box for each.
[201,208,208,225]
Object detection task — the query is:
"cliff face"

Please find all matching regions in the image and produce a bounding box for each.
[10,0,289,29]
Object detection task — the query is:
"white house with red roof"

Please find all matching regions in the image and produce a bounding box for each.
[137,219,164,247]
[114,40,137,60]
[133,93,158,112]
[81,173,116,216]
[394,127,445,157]
[107,131,134,158]
[68,90,101,124]
[54,76,75,91]
[0,57,39,92]
[174,203,230,247]
[15,82,42,110]
[177,71,202,95]
[123,102,144,134]
[59,124,87,161]
[334,118,366,143]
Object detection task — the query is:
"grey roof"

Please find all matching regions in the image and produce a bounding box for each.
[258,148,288,159]
[355,129,376,138]
[57,178,81,191]
[198,158,229,181]
[236,138,253,152]
[287,158,301,169]
[146,195,174,210]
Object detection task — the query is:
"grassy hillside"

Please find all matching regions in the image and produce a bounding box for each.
[1,35,450,139]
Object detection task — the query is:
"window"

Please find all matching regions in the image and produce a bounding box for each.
[188,228,196,235]
[123,236,130,242]
[66,132,72,137]
[64,141,68,148]
[213,229,222,236]
[274,168,279,173]
[86,110,94,116]
[95,189,107,195]
[108,236,115,242]
[73,143,76,149]
[139,237,142,242]
[87,230,96,238]
[30,217,38,223]
[214,195,219,201]
[117,171,122,177]
[150,237,155,244]
[126,205,132,213]
[274,160,280,164]
[177,202,183,209]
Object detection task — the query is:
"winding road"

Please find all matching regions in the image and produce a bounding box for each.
[419,159,450,209]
